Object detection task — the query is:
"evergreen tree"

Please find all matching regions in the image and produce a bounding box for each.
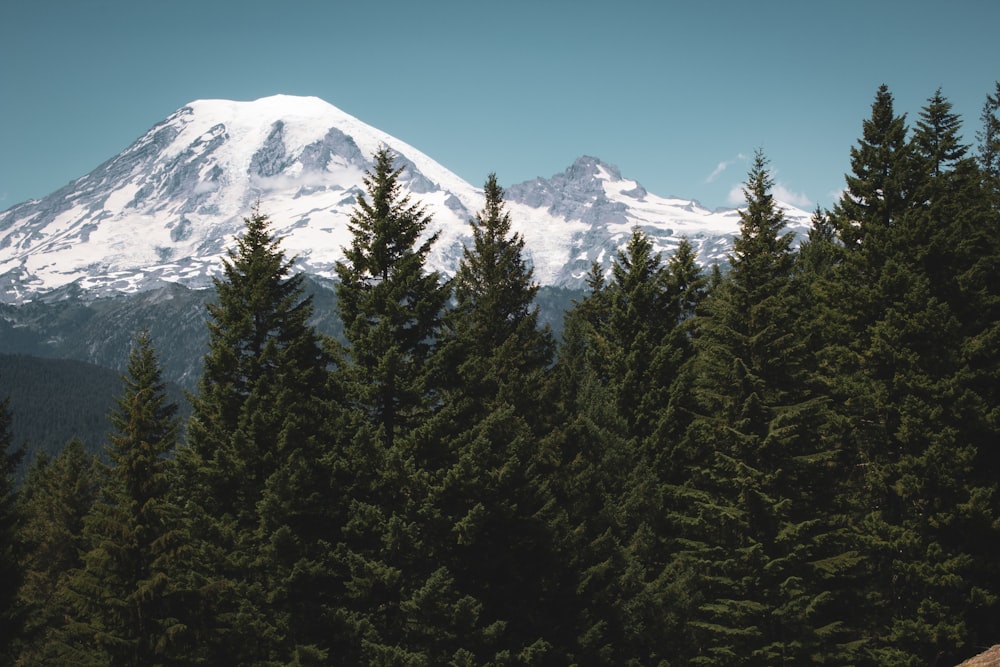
[604,229,675,444]
[832,84,913,255]
[548,324,631,664]
[820,87,1000,665]
[675,151,856,665]
[856,91,1000,666]
[912,88,967,179]
[644,237,709,456]
[335,146,448,452]
[13,440,98,667]
[333,146,451,661]
[183,202,331,525]
[443,173,554,422]
[976,81,1000,205]
[60,332,193,666]
[0,398,24,667]
[178,203,335,665]
[621,237,709,664]
[423,173,566,662]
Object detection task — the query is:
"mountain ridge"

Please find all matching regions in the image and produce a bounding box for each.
[0,95,812,304]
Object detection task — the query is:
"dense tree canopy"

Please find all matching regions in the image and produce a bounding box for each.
[5,83,1000,667]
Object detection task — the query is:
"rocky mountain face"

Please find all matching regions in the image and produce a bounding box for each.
[0,95,812,305]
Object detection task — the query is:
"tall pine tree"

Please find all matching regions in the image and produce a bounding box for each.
[60,331,193,666]
[178,203,335,665]
[333,146,451,662]
[674,151,856,666]
[426,173,566,663]
[13,440,98,667]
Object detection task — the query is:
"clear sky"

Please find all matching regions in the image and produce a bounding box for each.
[1,0,997,212]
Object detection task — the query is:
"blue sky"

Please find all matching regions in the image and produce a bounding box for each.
[1,0,997,212]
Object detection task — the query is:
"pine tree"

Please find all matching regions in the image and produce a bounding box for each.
[333,146,451,661]
[0,397,24,667]
[443,173,554,422]
[60,331,193,666]
[423,173,566,662]
[183,202,331,525]
[605,229,675,443]
[13,440,98,667]
[178,203,335,665]
[912,88,967,179]
[833,84,913,256]
[675,151,856,665]
[336,146,448,452]
[853,91,1000,666]
[977,81,1000,206]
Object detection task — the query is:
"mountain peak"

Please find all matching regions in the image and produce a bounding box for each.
[0,97,813,304]
[566,155,623,182]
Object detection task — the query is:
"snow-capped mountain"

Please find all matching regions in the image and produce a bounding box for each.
[0,95,812,304]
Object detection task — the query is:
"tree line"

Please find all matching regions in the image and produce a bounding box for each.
[1,82,999,666]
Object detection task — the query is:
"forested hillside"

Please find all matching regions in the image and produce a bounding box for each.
[0,355,191,473]
[1,83,999,666]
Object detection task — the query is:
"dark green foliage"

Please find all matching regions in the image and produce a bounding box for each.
[333,147,452,661]
[673,151,858,666]
[0,398,24,666]
[0,354,189,473]
[183,202,331,523]
[825,86,1000,666]
[4,86,1000,667]
[335,145,449,451]
[428,173,565,662]
[13,440,98,666]
[912,87,968,178]
[548,229,712,663]
[178,203,336,664]
[977,82,1000,212]
[833,84,914,254]
[58,331,192,666]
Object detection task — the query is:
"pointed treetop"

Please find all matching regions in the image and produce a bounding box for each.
[913,87,968,176]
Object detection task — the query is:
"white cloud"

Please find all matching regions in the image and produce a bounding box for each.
[725,180,813,209]
[706,153,747,183]
[725,182,746,206]
[773,182,812,208]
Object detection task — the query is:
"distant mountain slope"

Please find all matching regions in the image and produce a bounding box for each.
[0,279,580,392]
[0,353,189,470]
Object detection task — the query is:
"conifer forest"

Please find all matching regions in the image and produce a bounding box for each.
[3,84,1000,666]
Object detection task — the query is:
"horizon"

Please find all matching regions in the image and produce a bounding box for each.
[1,0,998,212]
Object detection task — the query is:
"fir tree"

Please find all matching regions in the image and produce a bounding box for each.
[61,331,193,666]
[425,173,566,662]
[605,229,674,443]
[0,397,24,667]
[335,146,448,452]
[815,87,1000,665]
[675,151,857,665]
[443,173,554,422]
[853,91,1000,666]
[833,84,913,255]
[977,81,1000,209]
[13,440,98,667]
[333,146,450,661]
[183,202,330,525]
[912,87,968,179]
[178,203,335,665]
